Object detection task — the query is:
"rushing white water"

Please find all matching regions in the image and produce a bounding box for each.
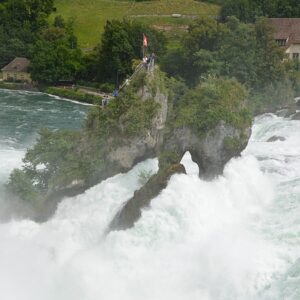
[0,91,299,300]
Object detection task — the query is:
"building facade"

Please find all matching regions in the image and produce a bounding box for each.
[1,57,32,83]
[270,18,300,60]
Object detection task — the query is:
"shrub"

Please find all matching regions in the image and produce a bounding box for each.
[159,151,181,169]
[175,77,252,136]
[99,82,115,93]
[6,169,40,204]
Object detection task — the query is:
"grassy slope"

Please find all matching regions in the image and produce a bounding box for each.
[53,0,219,48]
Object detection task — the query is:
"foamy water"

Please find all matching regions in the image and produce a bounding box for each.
[0,91,299,300]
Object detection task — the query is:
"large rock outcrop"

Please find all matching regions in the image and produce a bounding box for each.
[163,123,250,179]
[42,70,170,205]
[107,82,168,170]
[109,75,252,230]
[111,122,251,230]
[7,69,252,223]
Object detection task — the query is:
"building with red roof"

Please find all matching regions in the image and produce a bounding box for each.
[1,57,32,83]
[270,18,300,60]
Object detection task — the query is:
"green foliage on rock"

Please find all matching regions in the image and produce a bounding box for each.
[159,151,182,169]
[6,127,107,202]
[175,77,251,135]
[7,169,41,204]
[8,70,163,205]
[23,129,82,188]
[6,128,85,202]
[87,86,159,138]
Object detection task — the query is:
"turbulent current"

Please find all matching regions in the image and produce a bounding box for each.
[0,89,299,300]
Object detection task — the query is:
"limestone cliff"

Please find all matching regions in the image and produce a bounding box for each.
[111,123,251,230]
[7,68,252,223]
[110,76,252,230]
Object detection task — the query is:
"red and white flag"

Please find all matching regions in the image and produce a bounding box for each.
[143,34,148,48]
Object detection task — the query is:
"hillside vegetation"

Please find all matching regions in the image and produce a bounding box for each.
[53,0,219,48]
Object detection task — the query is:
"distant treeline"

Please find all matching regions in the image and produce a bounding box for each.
[1,0,300,114]
[0,0,55,67]
[201,0,300,21]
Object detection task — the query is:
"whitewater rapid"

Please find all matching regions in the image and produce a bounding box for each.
[0,90,299,300]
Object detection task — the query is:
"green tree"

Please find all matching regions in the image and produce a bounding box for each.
[0,0,55,67]
[97,20,134,83]
[219,0,300,22]
[54,15,65,28]
[220,0,255,23]
[254,17,285,89]
[30,26,82,84]
[218,17,257,86]
[184,18,225,83]
[95,19,167,84]
[161,16,286,92]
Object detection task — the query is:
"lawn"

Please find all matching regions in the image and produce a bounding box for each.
[53,0,219,49]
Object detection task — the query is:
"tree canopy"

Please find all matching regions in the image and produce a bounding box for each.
[0,0,55,67]
[219,0,300,22]
[161,17,284,90]
[95,19,167,84]
[30,24,82,84]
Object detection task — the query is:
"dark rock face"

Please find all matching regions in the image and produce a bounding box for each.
[106,85,168,171]
[110,122,251,231]
[110,164,186,230]
[275,108,296,118]
[163,123,251,179]
[45,80,169,203]
[11,71,251,224]
[267,136,286,142]
[107,74,253,231]
[292,112,300,120]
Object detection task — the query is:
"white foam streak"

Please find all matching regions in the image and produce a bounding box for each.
[45,93,95,106]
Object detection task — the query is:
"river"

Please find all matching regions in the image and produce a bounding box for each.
[0,89,299,300]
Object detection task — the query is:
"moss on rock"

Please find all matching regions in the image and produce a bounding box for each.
[174,77,251,136]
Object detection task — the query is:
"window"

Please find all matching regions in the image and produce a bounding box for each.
[276,39,287,46]
[293,53,299,59]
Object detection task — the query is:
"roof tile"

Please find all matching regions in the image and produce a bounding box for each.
[1,57,30,72]
[270,18,300,45]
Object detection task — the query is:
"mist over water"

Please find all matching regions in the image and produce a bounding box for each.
[0,91,299,299]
